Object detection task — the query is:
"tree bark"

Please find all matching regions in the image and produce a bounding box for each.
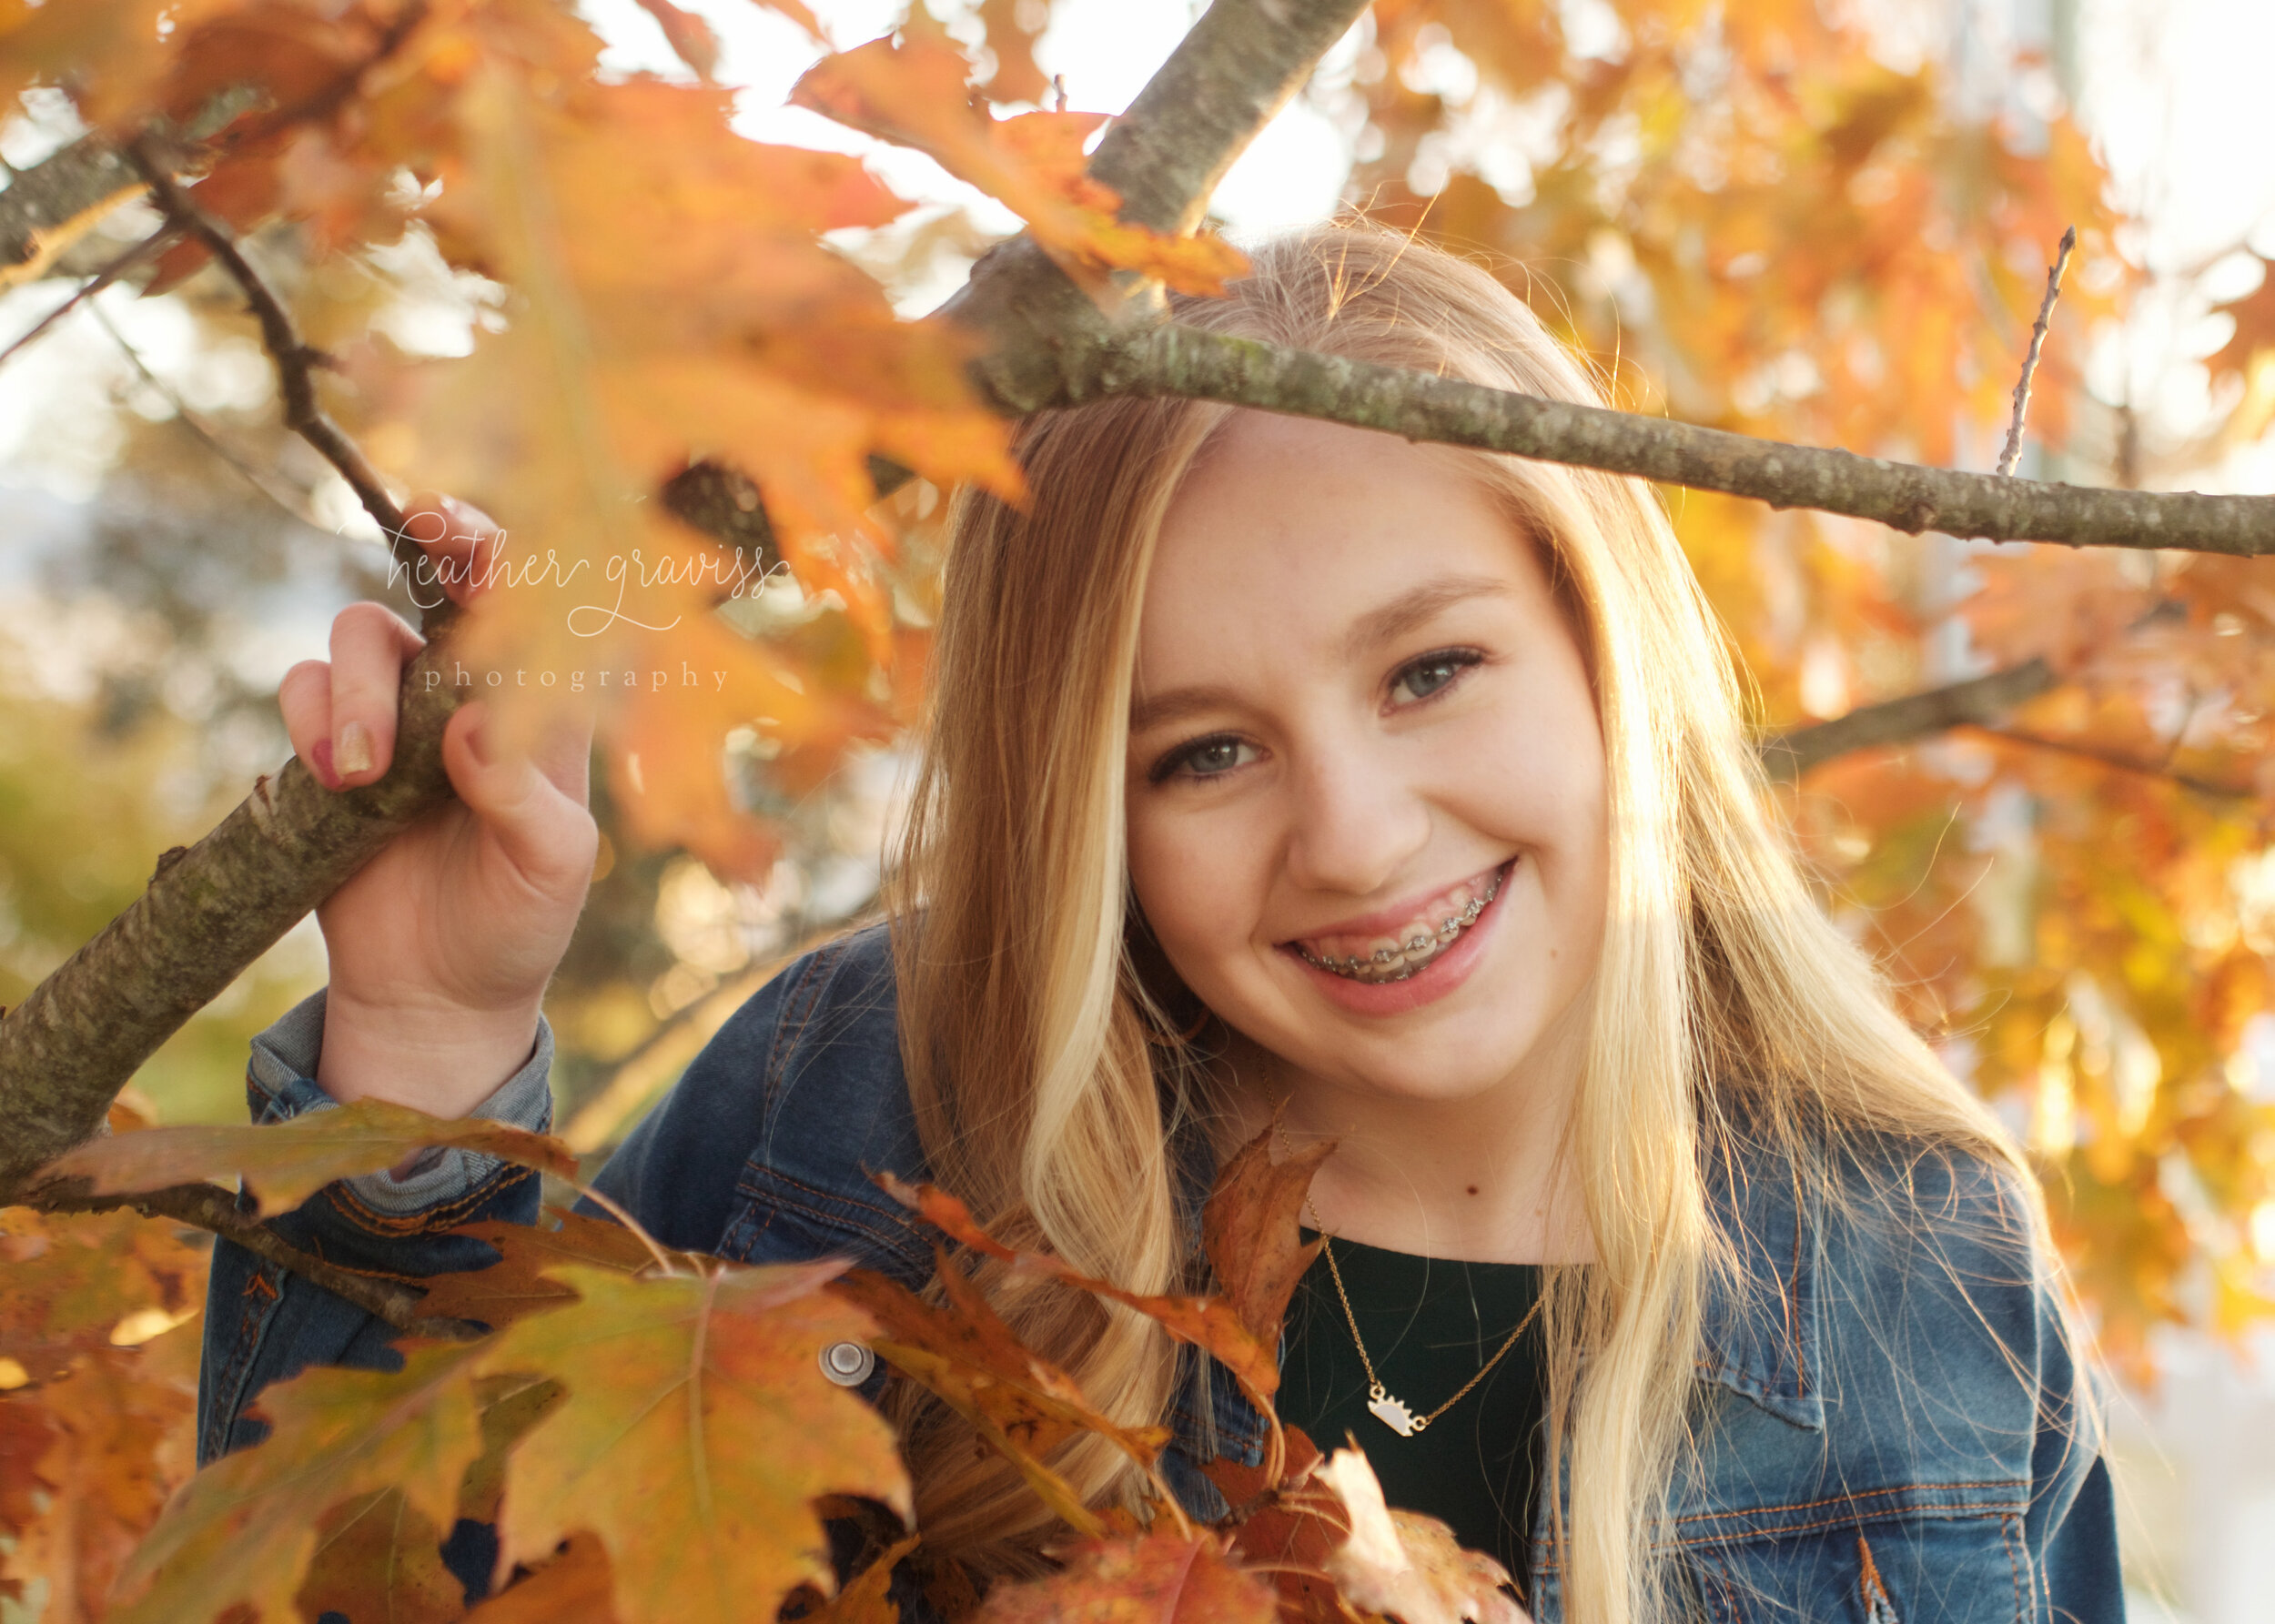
[1761,660,2057,781]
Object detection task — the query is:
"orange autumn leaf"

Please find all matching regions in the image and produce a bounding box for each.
[875,1173,1283,1403]
[1203,1122,1331,1353]
[973,1528,1279,1624]
[475,1260,910,1624]
[107,1341,489,1624]
[790,24,1248,295]
[463,1532,621,1623]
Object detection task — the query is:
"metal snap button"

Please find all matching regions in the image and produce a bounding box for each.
[818,1340,875,1387]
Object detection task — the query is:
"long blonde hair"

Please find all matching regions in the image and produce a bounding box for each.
[885,220,2064,1619]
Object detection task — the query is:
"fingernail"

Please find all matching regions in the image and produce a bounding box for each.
[336,721,375,777]
[310,737,339,790]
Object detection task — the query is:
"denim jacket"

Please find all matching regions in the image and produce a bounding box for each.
[201,922,2124,1622]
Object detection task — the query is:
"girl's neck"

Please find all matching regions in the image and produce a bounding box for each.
[1204,1017,1596,1266]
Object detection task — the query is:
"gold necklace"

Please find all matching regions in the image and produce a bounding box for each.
[1279,1120,1545,1437]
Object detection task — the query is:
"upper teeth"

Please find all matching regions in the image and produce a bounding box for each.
[1295,865,1506,983]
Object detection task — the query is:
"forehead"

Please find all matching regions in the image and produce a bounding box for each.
[1138,412,1553,659]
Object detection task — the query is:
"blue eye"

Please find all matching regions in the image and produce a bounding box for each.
[1153,734,1259,783]
[1389,649,1481,705]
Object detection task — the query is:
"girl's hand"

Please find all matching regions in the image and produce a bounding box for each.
[278,493,600,1119]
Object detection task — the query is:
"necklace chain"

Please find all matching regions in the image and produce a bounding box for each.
[1280,1119,1544,1438]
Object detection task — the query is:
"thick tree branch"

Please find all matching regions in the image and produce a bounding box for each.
[26,1176,483,1340]
[1086,0,1370,237]
[1062,326,2275,554]
[0,131,145,286]
[1761,660,2056,780]
[0,649,465,1201]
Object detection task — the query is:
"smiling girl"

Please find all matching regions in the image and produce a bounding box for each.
[201,223,2122,1623]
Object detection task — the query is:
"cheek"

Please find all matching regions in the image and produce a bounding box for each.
[1125,804,1255,970]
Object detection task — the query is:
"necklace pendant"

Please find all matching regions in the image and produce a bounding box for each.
[1367,1394,1417,1437]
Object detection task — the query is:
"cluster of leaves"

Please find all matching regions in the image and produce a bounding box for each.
[8,1103,1522,1624]
[1336,0,2275,1369]
[0,0,1238,882]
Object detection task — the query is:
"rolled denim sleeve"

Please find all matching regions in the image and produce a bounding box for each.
[197,986,554,1468]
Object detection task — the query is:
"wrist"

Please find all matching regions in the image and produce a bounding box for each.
[317,990,546,1119]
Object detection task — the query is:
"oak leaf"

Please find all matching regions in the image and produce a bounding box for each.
[423,1206,665,1330]
[40,1098,580,1217]
[790,22,1248,295]
[1204,1123,1332,1353]
[474,1260,909,1624]
[875,1173,1282,1402]
[294,1488,469,1624]
[107,1340,488,1624]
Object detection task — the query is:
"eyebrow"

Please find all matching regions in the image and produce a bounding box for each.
[1127,573,1514,736]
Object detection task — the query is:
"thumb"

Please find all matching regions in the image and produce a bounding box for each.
[440,701,596,889]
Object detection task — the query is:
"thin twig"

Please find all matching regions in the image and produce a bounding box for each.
[0,225,183,371]
[1997,226,2078,478]
[26,1176,486,1341]
[1978,725,2256,802]
[120,135,455,640]
[86,297,329,530]
[572,1179,682,1276]
[1762,659,2058,780]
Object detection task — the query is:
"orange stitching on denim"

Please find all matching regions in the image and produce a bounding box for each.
[1999,1511,2024,1618]
[1673,1478,2025,1525]
[323,1165,533,1233]
[764,938,851,1102]
[744,1162,928,1239]
[1666,1506,2025,1550]
[243,1271,278,1299]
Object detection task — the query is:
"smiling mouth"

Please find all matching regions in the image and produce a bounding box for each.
[1287,861,1512,984]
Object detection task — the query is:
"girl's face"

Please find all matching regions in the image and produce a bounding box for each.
[1124,411,1610,1108]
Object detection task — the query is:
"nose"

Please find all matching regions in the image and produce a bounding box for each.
[1279,735,1433,900]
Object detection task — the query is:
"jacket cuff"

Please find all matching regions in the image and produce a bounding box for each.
[248,986,556,1216]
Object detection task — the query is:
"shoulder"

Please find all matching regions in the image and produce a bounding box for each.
[588,920,934,1281]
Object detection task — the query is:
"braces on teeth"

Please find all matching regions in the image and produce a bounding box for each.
[1293,863,1508,983]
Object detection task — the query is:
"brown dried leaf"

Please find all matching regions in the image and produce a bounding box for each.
[295,1489,469,1624]
[875,1174,1282,1402]
[1204,1123,1331,1352]
[423,1207,664,1329]
[42,1099,581,1217]
[463,1533,620,1624]
[974,1528,1279,1624]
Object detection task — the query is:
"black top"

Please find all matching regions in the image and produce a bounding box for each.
[1277,1230,1548,1590]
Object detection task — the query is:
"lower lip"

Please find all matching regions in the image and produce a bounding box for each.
[1279,859,1516,1017]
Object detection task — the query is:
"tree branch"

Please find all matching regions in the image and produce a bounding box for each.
[25,1176,483,1340]
[1997,227,2075,479]
[1761,659,2056,780]
[1062,325,2275,554]
[0,649,465,1201]
[1085,0,1370,237]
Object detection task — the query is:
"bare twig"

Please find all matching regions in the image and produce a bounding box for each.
[1983,725,2255,802]
[1060,324,2275,555]
[1997,227,2078,479]
[119,136,456,640]
[0,225,182,370]
[26,1175,484,1340]
[1763,660,2058,780]
[86,297,329,530]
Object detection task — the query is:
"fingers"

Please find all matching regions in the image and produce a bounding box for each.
[399,489,505,610]
[440,701,601,888]
[322,602,426,789]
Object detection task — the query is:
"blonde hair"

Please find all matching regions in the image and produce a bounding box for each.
[885,220,2071,1618]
